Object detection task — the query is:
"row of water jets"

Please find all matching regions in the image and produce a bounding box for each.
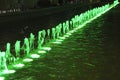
[0,0,119,78]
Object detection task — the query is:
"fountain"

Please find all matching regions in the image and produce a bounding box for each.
[23,38,30,56]
[15,40,21,58]
[29,33,35,51]
[0,0,119,77]
[5,43,15,63]
[23,58,33,62]
[0,51,15,75]
[5,43,11,59]
[52,28,56,39]
[62,22,66,34]
[41,30,46,38]
[38,31,44,49]
[0,52,8,71]
[47,29,50,38]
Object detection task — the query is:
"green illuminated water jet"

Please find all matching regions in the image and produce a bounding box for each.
[15,40,21,58]
[0,0,119,77]
[29,33,35,51]
[38,31,44,49]
[47,29,50,38]
[0,52,8,71]
[52,28,56,39]
[0,52,15,75]
[23,38,30,56]
[5,43,11,59]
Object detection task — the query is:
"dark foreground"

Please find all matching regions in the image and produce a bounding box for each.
[3,4,120,80]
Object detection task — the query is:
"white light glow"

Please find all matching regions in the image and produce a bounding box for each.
[0,77,5,80]
[13,63,24,68]
[23,58,33,62]
[30,54,40,58]
[41,47,51,51]
[2,70,16,74]
[38,50,46,54]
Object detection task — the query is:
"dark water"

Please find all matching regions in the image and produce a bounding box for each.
[3,4,120,80]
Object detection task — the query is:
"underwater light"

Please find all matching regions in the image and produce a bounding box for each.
[52,41,62,44]
[0,77,5,80]
[23,58,33,62]
[30,54,40,58]
[41,47,51,51]
[13,63,24,68]
[38,50,47,54]
[1,70,16,75]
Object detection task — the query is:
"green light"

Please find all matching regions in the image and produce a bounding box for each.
[6,43,11,59]
[38,50,46,54]
[13,63,24,68]
[30,54,40,58]
[23,58,33,62]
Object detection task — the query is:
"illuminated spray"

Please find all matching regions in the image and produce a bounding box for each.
[0,51,8,71]
[38,31,44,49]
[15,40,21,58]
[29,33,35,51]
[0,0,119,76]
[23,38,30,56]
